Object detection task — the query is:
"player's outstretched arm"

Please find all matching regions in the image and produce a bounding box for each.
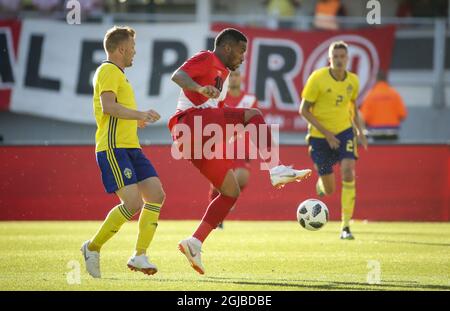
[300,99,340,149]
[100,91,159,123]
[171,69,220,99]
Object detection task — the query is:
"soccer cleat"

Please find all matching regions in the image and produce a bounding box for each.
[270,165,312,189]
[178,237,205,275]
[316,179,325,197]
[80,240,101,278]
[127,254,158,276]
[340,227,355,240]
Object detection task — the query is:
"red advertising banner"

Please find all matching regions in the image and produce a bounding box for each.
[212,24,396,132]
[0,20,21,111]
[0,145,448,221]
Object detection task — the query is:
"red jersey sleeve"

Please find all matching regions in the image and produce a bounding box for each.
[179,51,213,79]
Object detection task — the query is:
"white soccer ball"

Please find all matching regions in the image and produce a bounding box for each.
[297,199,329,231]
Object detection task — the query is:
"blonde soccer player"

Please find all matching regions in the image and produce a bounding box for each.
[300,41,368,240]
[81,26,165,278]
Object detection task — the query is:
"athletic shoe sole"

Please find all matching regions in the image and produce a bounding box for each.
[272,170,312,189]
[127,264,158,275]
[178,243,205,275]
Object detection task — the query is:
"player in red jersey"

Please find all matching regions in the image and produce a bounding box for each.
[169,28,311,274]
[211,69,258,229]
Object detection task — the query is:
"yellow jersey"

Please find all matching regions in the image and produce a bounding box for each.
[302,67,359,138]
[92,62,140,152]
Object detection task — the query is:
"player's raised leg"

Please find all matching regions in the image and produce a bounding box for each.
[243,108,311,188]
[340,158,356,240]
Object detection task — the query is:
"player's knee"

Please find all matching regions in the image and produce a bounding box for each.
[236,172,250,189]
[224,188,241,199]
[219,170,241,198]
[323,184,335,195]
[341,168,354,181]
[237,174,250,189]
[238,178,249,190]
[153,188,166,205]
[221,184,240,198]
[124,198,143,215]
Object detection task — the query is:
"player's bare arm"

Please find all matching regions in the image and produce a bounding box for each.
[300,99,340,149]
[171,69,220,99]
[351,101,368,150]
[100,91,160,124]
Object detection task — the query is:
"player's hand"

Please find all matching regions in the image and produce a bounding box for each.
[140,109,161,124]
[358,131,369,150]
[324,132,340,150]
[137,120,149,128]
[198,85,220,99]
[146,109,161,123]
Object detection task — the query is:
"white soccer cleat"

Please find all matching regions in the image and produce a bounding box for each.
[127,254,158,276]
[270,165,312,189]
[178,237,205,275]
[80,240,101,278]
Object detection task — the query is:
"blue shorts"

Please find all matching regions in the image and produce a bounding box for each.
[96,148,158,193]
[308,127,358,176]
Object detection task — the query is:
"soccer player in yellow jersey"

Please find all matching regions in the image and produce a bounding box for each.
[300,41,368,240]
[80,26,166,278]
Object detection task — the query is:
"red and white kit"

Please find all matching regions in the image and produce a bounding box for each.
[169,51,249,188]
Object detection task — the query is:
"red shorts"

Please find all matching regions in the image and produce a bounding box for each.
[229,131,252,170]
[170,107,248,188]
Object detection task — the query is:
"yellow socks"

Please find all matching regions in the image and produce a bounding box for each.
[89,204,133,252]
[341,180,356,229]
[135,202,162,255]
[88,202,162,254]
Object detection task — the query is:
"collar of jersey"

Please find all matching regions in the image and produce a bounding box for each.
[103,60,124,73]
[328,68,347,82]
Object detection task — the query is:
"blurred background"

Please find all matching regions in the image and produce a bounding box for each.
[0,0,449,221]
[1,0,449,144]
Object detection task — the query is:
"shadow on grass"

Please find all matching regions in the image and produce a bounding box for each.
[374,240,450,247]
[103,275,450,291]
[357,231,448,238]
[200,276,450,291]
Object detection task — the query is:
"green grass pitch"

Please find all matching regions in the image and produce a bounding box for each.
[0,221,449,291]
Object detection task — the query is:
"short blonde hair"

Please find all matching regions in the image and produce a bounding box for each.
[103,26,135,54]
[328,41,348,57]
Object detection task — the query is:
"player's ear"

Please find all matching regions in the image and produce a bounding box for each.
[117,42,126,55]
